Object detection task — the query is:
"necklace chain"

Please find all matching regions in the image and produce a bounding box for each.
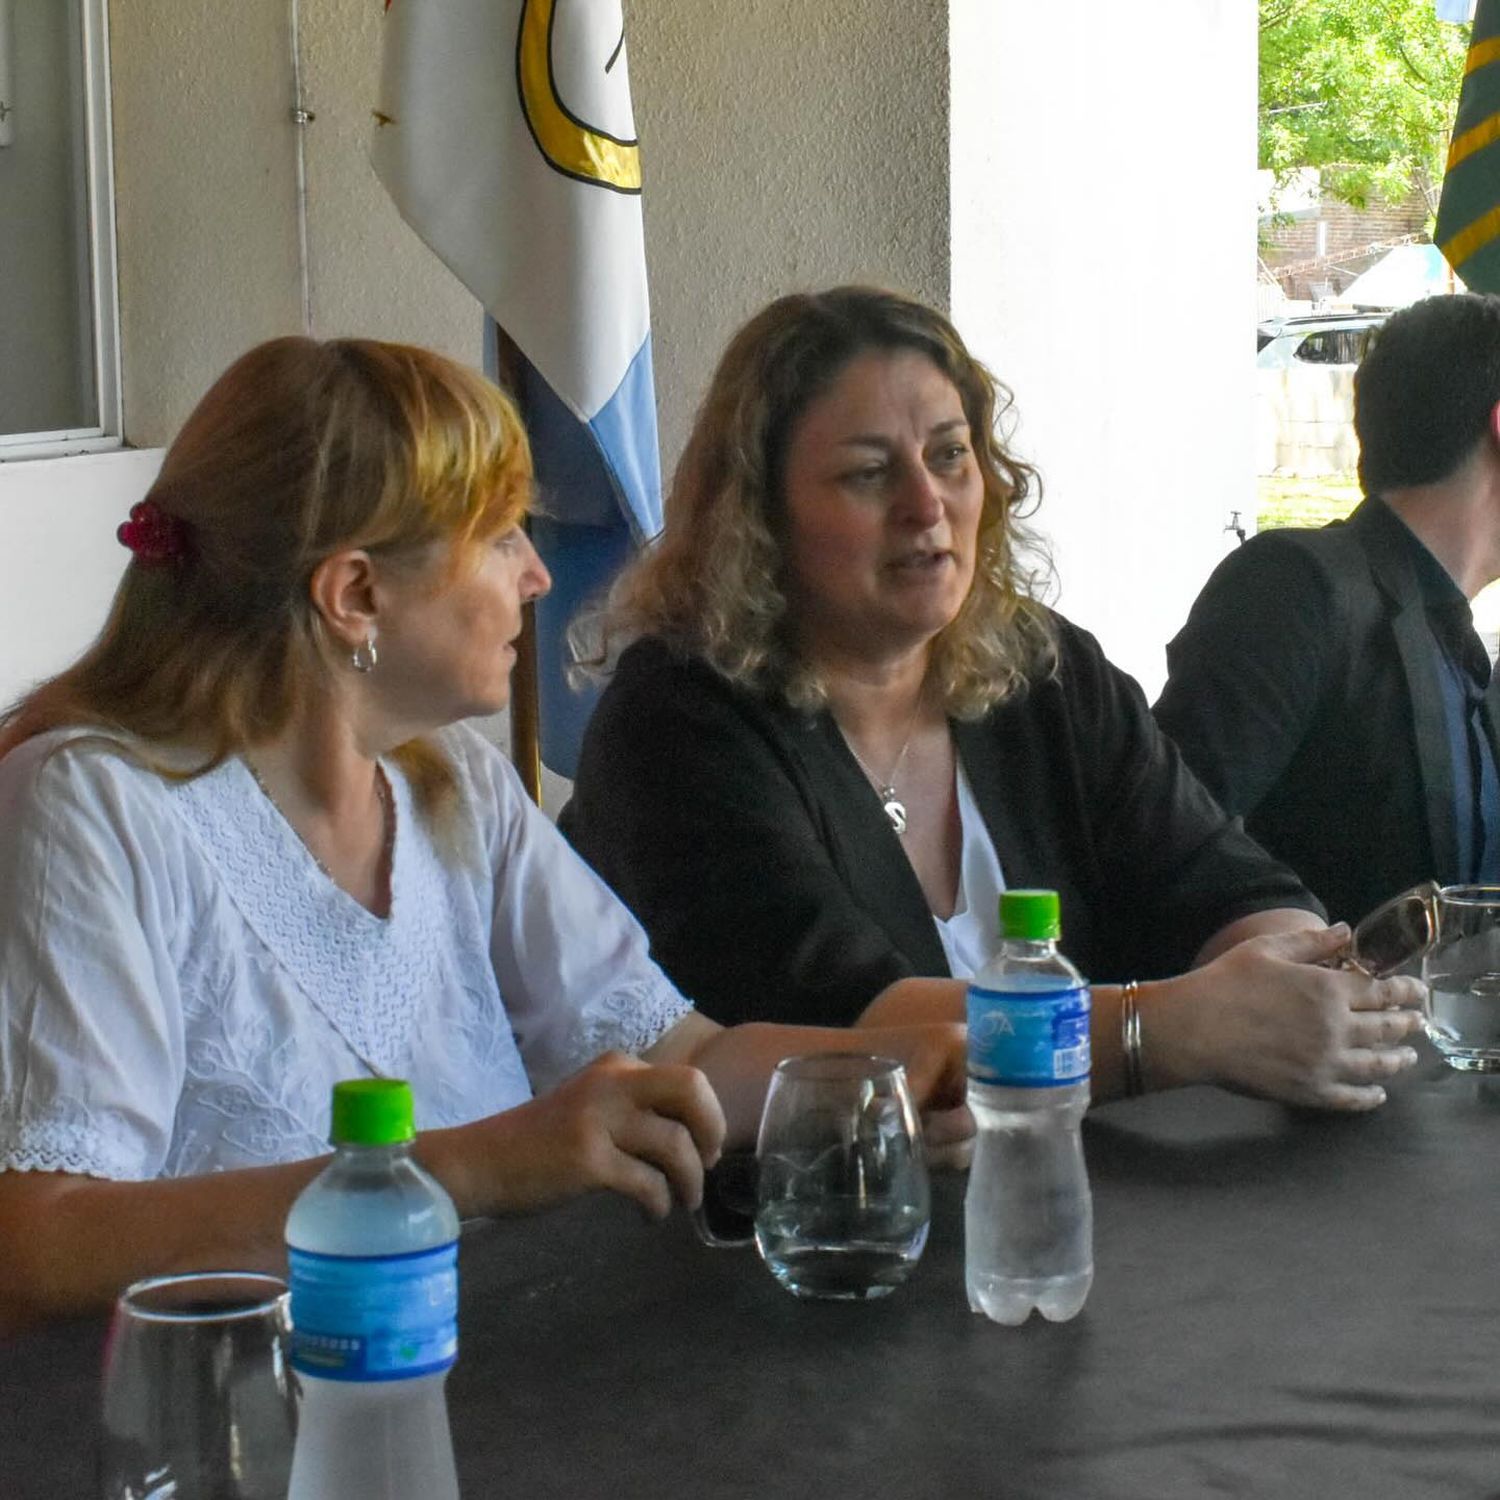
[244,757,395,887]
[836,696,923,838]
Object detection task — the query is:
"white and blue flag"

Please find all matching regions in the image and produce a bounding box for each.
[373,0,660,777]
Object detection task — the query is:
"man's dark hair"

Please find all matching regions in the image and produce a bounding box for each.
[1355,292,1500,494]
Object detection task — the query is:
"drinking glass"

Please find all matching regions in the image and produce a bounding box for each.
[99,1271,296,1500]
[754,1053,930,1300]
[1422,885,1500,1072]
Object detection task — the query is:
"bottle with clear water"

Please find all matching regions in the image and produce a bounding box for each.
[286,1078,462,1500]
[964,888,1093,1325]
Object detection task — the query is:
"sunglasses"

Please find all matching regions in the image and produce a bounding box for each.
[1341,881,1443,979]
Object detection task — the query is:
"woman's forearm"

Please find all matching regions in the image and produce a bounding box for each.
[855,976,967,1028]
[675,1021,878,1143]
[0,1127,538,1326]
[0,1158,328,1328]
[1193,905,1325,965]
[675,1016,967,1146]
[0,1123,581,1326]
[855,973,1143,1102]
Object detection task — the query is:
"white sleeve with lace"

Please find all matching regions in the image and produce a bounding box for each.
[0,736,189,1180]
[444,727,695,1096]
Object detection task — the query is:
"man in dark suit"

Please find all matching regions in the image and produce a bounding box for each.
[1153,293,1500,927]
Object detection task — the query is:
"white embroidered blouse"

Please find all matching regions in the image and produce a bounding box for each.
[0,725,693,1180]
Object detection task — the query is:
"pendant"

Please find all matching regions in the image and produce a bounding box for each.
[878,786,908,837]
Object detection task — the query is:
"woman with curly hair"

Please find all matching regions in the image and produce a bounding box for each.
[563,285,1423,1111]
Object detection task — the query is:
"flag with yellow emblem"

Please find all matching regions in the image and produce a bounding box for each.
[372,0,660,778]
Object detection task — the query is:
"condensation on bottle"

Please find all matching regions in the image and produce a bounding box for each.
[286,1078,462,1500]
[964,888,1093,1325]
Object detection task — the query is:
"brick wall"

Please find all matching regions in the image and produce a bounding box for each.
[1260,176,1432,302]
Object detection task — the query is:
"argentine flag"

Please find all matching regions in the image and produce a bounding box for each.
[373,0,660,778]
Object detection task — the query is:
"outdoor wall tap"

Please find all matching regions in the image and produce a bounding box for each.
[1224,511,1246,545]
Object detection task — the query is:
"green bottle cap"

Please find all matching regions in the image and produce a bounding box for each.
[999,889,1061,941]
[329,1079,416,1146]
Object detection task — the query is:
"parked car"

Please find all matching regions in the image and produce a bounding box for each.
[1255,311,1388,475]
[1256,311,1386,369]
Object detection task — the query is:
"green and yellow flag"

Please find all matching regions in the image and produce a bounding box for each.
[1438,0,1500,290]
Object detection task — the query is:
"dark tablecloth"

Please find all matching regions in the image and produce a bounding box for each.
[6,1056,1500,1499]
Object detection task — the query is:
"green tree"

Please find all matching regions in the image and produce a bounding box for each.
[1260,0,1469,210]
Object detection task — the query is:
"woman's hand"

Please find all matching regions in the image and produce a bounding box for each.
[1146,924,1424,1110]
[920,1102,976,1170]
[864,1020,973,1169]
[433,1052,726,1220]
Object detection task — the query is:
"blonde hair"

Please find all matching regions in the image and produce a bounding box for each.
[0,337,532,813]
[581,286,1054,716]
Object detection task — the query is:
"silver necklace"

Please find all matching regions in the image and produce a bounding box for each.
[838,702,922,837]
[244,757,395,887]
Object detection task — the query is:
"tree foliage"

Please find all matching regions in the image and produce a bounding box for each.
[1260,0,1469,209]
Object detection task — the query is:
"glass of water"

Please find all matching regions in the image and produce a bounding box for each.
[754,1053,930,1300]
[99,1271,296,1499]
[1423,885,1500,1072]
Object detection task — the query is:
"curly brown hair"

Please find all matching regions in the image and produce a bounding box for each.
[580,285,1054,716]
[0,337,532,814]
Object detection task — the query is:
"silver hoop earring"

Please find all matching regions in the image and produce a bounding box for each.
[351,635,378,674]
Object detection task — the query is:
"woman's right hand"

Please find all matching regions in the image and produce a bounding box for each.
[1145,924,1424,1110]
[854,1020,973,1169]
[432,1052,726,1221]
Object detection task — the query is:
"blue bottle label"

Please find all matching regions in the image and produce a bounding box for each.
[288,1242,458,1381]
[967,983,1091,1086]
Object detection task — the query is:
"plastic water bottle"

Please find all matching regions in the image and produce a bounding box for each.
[964,888,1093,1325]
[286,1078,462,1499]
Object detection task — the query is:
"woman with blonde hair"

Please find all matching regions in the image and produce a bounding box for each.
[563,285,1424,1109]
[0,335,968,1325]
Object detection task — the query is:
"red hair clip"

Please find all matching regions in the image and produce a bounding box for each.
[117,500,191,566]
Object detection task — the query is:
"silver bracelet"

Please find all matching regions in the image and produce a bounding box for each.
[1120,980,1145,1098]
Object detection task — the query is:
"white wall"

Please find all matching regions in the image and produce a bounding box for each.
[627,0,950,477]
[0,447,160,706]
[950,0,1256,699]
[109,0,479,447]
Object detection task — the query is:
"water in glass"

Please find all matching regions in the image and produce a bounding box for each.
[753,1053,930,1301]
[1424,886,1500,1072]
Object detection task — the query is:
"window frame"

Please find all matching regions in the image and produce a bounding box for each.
[0,0,121,462]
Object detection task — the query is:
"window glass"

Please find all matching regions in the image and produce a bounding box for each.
[0,0,118,450]
[1293,328,1374,367]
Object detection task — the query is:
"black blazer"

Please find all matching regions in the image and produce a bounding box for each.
[561,617,1318,1027]
[1155,498,1500,927]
